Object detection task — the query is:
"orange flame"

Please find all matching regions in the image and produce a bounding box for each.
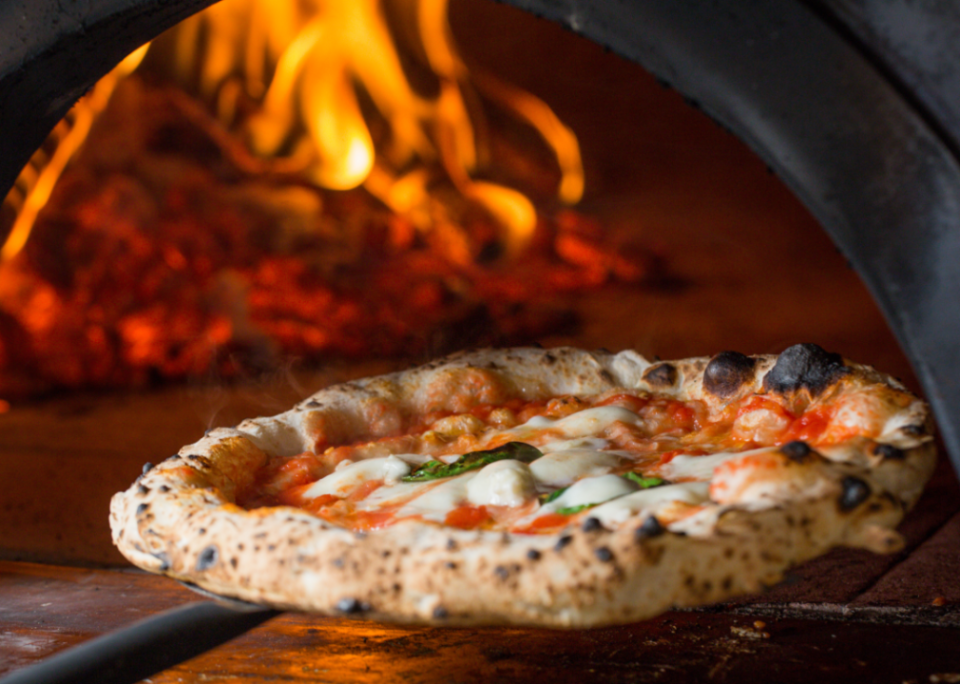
[2,0,583,260]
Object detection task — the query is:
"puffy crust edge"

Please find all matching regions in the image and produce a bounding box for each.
[109,346,937,627]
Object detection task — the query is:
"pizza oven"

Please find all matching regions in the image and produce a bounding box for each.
[2,1,960,682]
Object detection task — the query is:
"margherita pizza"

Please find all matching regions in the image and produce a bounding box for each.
[110,344,936,627]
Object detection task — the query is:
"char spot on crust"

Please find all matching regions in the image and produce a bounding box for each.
[136,503,149,516]
[643,363,678,388]
[839,476,871,511]
[595,547,614,563]
[554,535,573,552]
[873,443,906,460]
[159,485,170,493]
[762,343,849,396]
[336,597,370,614]
[635,515,665,540]
[526,549,542,561]
[703,352,756,398]
[152,552,171,572]
[186,454,213,468]
[142,462,154,475]
[137,484,150,495]
[582,517,603,533]
[196,545,219,571]
[494,565,509,580]
[305,399,321,407]
[432,606,449,620]
[781,441,812,463]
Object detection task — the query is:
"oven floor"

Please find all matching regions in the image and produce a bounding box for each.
[2,492,960,684]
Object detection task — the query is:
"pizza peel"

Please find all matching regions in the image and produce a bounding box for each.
[0,583,281,684]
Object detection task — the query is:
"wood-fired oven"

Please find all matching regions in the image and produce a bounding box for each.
[1,1,959,682]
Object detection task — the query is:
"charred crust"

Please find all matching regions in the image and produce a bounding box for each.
[494,565,510,580]
[595,547,614,563]
[158,485,170,493]
[526,549,542,561]
[136,503,149,516]
[643,363,678,388]
[554,535,573,552]
[781,441,812,462]
[186,454,213,469]
[305,399,321,408]
[839,476,871,511]
[336,597,370,614]
[900,424,926,437]
[137,484,150,495]
[762,343,849,396]
[196,545,219,571]
[635,515,665,540]
[703,352,756,398]
[446,538,458,551]
[142,462,154,475]
[152,552,171,572]
[582,517,603,533]
[432,606,449,620]
[873,443,906,460]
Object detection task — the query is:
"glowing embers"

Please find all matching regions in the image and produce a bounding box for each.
[0,0,658,395]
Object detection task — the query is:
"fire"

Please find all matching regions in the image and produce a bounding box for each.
[0,0,652,397]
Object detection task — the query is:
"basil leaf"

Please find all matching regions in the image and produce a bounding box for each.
[557,503,597,516]
[622,472,665,489]
[402,442,543,482]
[540,487,568,504]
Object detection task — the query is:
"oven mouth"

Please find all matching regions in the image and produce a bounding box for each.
[0,0,958,475]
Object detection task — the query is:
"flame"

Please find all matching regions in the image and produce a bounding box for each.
[2,0,583,260]
[1,46,148,261]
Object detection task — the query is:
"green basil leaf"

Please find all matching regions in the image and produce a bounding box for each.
[557,503,597,516]
[402,442,543,482]
[622,472,665,489]
[540,487,568,504]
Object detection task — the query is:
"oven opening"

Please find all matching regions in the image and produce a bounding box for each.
[0,0,924,564]
[2,2,960,682]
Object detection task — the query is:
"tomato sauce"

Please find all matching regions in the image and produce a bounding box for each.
[240,386,849,534]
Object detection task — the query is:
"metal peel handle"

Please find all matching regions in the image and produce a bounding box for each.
[0,601,280,684]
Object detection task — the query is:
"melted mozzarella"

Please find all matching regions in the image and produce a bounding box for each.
[530,446,624,488]
[303,456,411,498]
[588,482,710,527]
[539,474,638,514]
[552,407,642,437]
[355,480,434,510]
[503,406,641,443]
[467,460,536,507]
[661,447,769,481]
[394,473,477,522]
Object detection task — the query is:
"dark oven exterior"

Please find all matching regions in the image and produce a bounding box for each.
[1,0,959,471]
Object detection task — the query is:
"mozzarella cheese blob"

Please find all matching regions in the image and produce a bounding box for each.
[466,460,536,507]
[539,474,639,514]
[304,455,412,498]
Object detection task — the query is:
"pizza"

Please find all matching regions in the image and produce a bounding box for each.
[110,344,936,627]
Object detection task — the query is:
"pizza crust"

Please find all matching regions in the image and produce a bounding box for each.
[110,346,936,627]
